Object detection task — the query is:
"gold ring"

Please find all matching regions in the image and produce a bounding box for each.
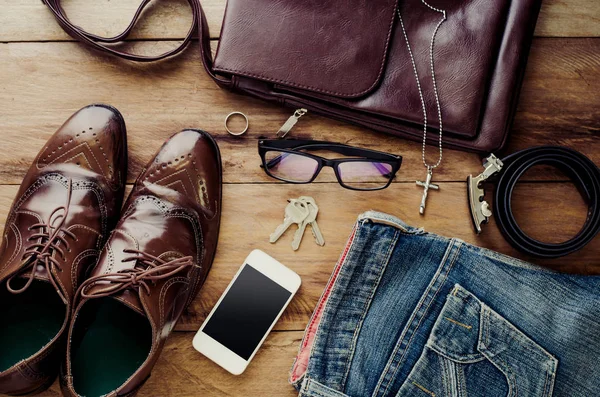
[224,112,249,136]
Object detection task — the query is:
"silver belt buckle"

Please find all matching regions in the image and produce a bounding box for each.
[467,154,504,234]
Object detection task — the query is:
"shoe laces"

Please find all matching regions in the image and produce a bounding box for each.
[78,250,198,299]
[7,179,76,302]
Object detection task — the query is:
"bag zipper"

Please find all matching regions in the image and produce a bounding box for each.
[277,108,308,138]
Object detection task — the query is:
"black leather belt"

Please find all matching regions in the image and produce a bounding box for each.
[468,146,600,258]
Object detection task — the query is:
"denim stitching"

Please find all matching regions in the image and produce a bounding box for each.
[440,353,450,397]
[304,378,351,397]
[457,363,467,397]
[479,307,516,397]
[500,356,518,397]
[479,299,560,397]
[544,368,557,397]
[451,359,461,396]
[340,228,400,390]
[466,245,557,274]
[444,317,472,330]
[542,370,550,397]
[375,240,463,397]
[304,223,365,387]
[290,225,358,385]
[428,344,484,364]
[476,293,558,364]
[375,267,444,396]
[485,308,491,349]
[411,381,436,396]
[358,212,426,235]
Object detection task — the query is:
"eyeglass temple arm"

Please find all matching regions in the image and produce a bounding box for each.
[286,143,396,160]
[261,152,287,170]
[373,163,395,178]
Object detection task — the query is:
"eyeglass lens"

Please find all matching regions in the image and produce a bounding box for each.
[337,161,394,188]
[264,150,394,188]
[264,151,319,182]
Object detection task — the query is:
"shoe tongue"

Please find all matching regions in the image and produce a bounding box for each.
[86,195,198,318]
[20,265,52,284]
[11,261,64,299]
[7,180,67,287]
[114,291,147,316]
[81,277,146,316]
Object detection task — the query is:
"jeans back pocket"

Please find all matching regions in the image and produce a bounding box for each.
[396,285,558,397]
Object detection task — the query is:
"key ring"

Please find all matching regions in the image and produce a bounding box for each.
[225,112,249,136]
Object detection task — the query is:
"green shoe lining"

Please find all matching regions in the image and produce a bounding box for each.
[0,280,65,372]
[70,298,152,397]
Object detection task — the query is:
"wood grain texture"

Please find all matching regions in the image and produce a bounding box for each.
[0,1,598,396]
[0,38,598,185]
[41,331,301,397]
[0,182,598,333]
[1,180,599,396]
[0,0,598,42]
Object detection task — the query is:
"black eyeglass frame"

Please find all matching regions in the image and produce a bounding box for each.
[258,139,403,191]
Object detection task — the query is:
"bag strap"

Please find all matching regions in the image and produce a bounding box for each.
[42,0,231,85]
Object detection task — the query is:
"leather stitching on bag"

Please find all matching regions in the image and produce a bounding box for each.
[213,1,398,98]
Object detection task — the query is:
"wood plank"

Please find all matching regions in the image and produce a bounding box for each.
[536,0,600,38]
[508,38,600,154]
[40,331,301,396]
[0,2,597,396]
[0,38,598,185]
[0,0,598,43]
[0,0,202,42]
[1,181,598,333]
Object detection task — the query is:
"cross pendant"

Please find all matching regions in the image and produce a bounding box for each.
[416,167,440,215]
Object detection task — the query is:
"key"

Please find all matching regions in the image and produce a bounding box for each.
[293,196,325,249]
[291,198,317,250]
[270,199,309,243]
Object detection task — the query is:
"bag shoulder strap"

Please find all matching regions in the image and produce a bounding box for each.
[42,0,231,85]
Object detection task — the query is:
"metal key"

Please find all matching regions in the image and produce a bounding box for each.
[291,196,325,249]
[270,199,309,243]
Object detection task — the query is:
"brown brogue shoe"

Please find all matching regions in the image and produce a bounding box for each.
[0,104,127,395]
[61,130,222,397]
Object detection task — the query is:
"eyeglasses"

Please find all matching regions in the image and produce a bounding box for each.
[259,140,402,191]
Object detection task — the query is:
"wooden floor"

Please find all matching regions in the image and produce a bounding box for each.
[0,0,599,396]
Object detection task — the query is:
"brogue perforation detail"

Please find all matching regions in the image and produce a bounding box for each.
[6,174,109,250]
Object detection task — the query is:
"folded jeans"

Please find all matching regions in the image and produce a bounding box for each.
[290,211,600,397]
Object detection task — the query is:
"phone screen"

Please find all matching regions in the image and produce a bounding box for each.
[202,264,292,360]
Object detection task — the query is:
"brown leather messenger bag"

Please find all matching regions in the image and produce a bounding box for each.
[42,0,544,153]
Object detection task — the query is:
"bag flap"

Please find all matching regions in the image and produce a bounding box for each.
[214,0,398,98]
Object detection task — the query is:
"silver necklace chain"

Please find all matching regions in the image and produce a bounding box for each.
[397,2,447,170]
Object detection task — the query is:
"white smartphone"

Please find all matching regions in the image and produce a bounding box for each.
[193,250,301,375]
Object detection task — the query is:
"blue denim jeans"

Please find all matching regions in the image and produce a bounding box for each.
[290,211,600,397]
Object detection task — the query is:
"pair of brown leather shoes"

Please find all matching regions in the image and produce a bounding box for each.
[0,105,222,396]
